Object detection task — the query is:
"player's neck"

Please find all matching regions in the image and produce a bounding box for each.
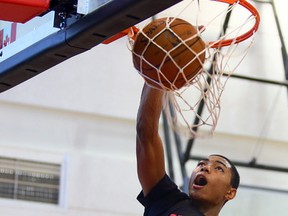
[197,202,222,216]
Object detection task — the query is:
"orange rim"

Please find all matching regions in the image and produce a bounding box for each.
[102,0,260,47]
[209,0,260,47]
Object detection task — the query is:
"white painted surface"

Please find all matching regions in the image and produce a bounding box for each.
[0,1,287,215]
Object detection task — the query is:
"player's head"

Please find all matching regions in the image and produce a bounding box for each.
[188,154,240,207]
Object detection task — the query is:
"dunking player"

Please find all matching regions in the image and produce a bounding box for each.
[136,83,240,216]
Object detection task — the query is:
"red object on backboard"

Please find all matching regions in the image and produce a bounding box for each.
[0,0,50,23]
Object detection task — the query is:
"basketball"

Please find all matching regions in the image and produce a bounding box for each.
[132,17,206,90]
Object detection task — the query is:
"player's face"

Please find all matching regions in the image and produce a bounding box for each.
[188,155,236,206]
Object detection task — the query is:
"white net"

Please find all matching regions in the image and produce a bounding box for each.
[129,0,260,137]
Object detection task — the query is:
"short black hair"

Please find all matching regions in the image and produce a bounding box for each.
[210,154,240,189]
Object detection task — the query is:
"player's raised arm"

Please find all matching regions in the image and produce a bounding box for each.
[136,83,166,196]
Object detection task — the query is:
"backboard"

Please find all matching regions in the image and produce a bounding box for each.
[0,0,182,93]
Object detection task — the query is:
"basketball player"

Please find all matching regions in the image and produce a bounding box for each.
[136,83,240,216]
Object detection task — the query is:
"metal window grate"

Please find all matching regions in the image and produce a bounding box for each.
[0,157,61,204]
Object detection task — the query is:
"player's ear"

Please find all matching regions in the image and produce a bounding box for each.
[225,188,237,201]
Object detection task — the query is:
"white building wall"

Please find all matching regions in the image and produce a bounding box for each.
[0,1,287,215]
[0,99,142,216]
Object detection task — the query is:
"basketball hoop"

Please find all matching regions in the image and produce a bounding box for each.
[103,0,260,47]
[104,0,260,137]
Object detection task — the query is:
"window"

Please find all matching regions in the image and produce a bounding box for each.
[0,157,61,204]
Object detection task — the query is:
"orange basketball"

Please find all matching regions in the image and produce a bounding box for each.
[132,17,206,90]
